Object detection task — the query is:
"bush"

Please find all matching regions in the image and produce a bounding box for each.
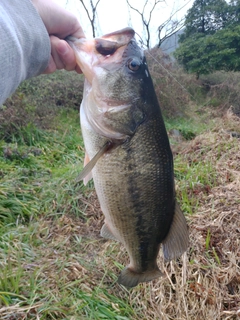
[0,71,84,141]
[146,48,198,117]
[200,71,240,116]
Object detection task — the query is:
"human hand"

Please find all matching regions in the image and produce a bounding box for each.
[32,0,85,74]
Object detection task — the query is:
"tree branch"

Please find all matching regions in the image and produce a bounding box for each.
[126,0,163,48]
[79,0,101,37]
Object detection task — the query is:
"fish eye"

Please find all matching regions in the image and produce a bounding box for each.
[128,58,141,71]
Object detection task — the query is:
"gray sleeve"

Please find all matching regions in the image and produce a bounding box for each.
[0,0,51,105]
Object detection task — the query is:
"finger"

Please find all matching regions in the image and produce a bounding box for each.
[42,55,56,74]
[71,25,86,40]
[75,64,83,74]
[50,36,65,70]
[56,40,77,71]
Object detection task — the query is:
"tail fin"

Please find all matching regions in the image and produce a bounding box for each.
[118,266,163,288]
[162,202,189,261]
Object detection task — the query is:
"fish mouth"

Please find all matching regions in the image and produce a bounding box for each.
[66,27,135,83]
[95,28,135,56]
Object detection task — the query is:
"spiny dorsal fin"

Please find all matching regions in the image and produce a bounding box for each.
[75,141,111,184]
[162,202,189,261]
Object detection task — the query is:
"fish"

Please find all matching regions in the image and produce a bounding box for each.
[67,28,189,288]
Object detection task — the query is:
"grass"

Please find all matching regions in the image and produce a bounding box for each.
[0,111,85,228]
[0,71,240,319]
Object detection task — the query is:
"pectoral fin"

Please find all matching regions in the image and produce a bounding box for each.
[82,153,92,185]
[162,202,189,261]
[100,223,119,241]
[75,141,111,184]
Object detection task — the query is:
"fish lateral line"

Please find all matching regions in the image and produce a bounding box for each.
[75,140,113,184]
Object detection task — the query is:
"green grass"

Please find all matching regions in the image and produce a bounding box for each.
[174,157,218,214]
[0,108,85,226]
[164,110,211,141]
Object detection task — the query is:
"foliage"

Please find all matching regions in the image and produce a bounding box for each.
[175,0,240,76]
[0,71,84,141]
[180,0,229,40]
[200,70,240,116]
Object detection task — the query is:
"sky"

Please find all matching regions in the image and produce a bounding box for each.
[58,0,194,47]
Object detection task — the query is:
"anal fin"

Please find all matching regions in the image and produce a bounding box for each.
[162,202,189,261]
[100,223,119,241]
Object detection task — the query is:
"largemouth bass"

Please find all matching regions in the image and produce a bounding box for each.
[67,28,188,288]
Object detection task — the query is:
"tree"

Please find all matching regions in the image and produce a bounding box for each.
[156,8,186,48]
[126,0,161,48]
[79,0,101,38]
[228,0,240,26]
[179,0,229,41]
[126,0,191,49]
[175,0,240,76]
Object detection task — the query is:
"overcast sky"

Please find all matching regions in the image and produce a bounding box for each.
[58,0,193,46]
